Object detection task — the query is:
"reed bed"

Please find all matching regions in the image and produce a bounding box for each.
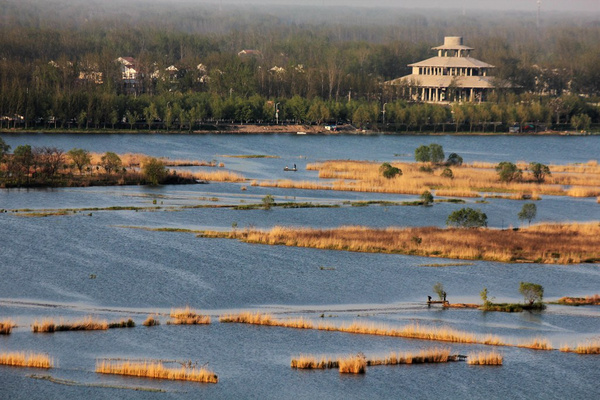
[108,319,135,328]
[96,360,218,383]
[0,320,15,335]
[290,355,339,369]
[338,354,367,374]
[32,317,109,332]
[517,338,553,350]
[219,312,503,346]
[0,352,53,369]
[560,340,600,354]
[297,160,600,198]
[367,348,452,365]
[167,307,211,325]
[467,351,503,365]
[175,170,245,182]
[142,315,161,327]
[87,153,214,168]
[557,294,600,306]
[200,223,600,264]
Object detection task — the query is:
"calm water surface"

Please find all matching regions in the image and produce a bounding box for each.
[1,134,599,399]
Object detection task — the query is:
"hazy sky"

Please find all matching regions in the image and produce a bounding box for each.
[188,0,600,13]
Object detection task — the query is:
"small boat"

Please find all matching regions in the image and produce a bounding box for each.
[283,166,297,172]
[296,131,306,135]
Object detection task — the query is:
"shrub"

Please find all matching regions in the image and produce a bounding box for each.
[519,282,544,306]
[420,190,434,205]
[495,161,522,182]
[446,207,488,228]
[379,162,402,179]
[440,167,454,179]
[446,153,463,166]
[142,157,167,185]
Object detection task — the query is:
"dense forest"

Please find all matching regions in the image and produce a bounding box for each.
[1,0,599,131]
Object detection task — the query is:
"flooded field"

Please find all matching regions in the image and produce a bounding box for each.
[1,134,599,399]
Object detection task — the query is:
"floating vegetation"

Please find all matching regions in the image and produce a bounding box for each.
[96,360,218,383]
[167,307,211,325]
[221,154,280,159]
[467,351,503,365]
[29,374,166,392]
[0,320,15,335]
[0,352,53,369]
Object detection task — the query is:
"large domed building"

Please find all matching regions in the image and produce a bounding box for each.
[388,36,498,103]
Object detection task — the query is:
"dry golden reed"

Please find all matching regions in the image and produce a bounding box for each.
[557,294,600,306]
[0,352,53,369]
[274,160,600,198]
[367,348,452,365]
[291,355,339,369]
[32,317,109,332]
[0,320,15,335]
[560,340,600,354]
[467,351,503,365]
[220,312,503,347]
[175,170,245,182]
[201,223,600,264]
[167,307,211,325]
[338,354,366,374]
[143,315,161,327]
[517,338,552,350]
[96,360,218,383]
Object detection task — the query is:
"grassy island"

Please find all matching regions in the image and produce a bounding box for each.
[199,222,600,264]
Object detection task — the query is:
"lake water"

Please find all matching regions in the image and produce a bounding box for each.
[1,133,599,399]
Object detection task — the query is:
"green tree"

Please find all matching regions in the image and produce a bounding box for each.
[518,203,537,226]
[433,282,445,301]
[11,144,34,183]
[307,98,331,125]
[429,143,445,164]
[379,162,402,179]
[529,162,551,183]
[124,110,138,130]
[262,194,275,210]
[414,145,431,163]
[446,207,488,228]
[420,190,433,206]
[480,287,491,308]
[67,148,91,175]
[519,282,544,306]
[100,152,122,174]
[142,157,167,185]
[446,153,463,166]
[495,161,522,182]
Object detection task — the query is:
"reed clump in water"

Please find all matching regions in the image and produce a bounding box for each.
[175,170,245,182]
[219,312,503,346]
[338,354,367,374]
[96,360,218,383]
[467,351,503,365]
[556,294,600,306]
[0,320,15,335]
[32,317,109,332]
[290,355,339,369]
[143,315,161,327]
[0,352,53,369]
[200,223,600,264]
[108,319,135,329]
[167,307,211,325]
[368,348,452,365]
[560,340,600,354]
[517,338,553,350]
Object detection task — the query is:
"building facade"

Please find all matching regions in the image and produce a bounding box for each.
[388,36,497,103]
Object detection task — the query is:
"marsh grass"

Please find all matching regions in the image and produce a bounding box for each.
[175,170,245,182]
[96,360,218,383]
[108,319,135,329]
[338,354,367,374]
[167,307,211,325]
[219,312,503,346]
[0,320,15,334]
[467,351,503,365]
[143,315,160,327]
[32,317,109,332]
[367,348,452,365]
[200,223,600,264]
[560,340,600,354]
[517,338,552,350]
[0,352,53,369]
[556,294,600,306]
[290,355,339,369]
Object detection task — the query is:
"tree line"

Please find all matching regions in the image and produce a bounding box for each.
[1,0,599,131]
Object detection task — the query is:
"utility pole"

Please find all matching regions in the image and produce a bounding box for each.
[382,103,387,126]
[275,102,280,125]
[537,0,542,29]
